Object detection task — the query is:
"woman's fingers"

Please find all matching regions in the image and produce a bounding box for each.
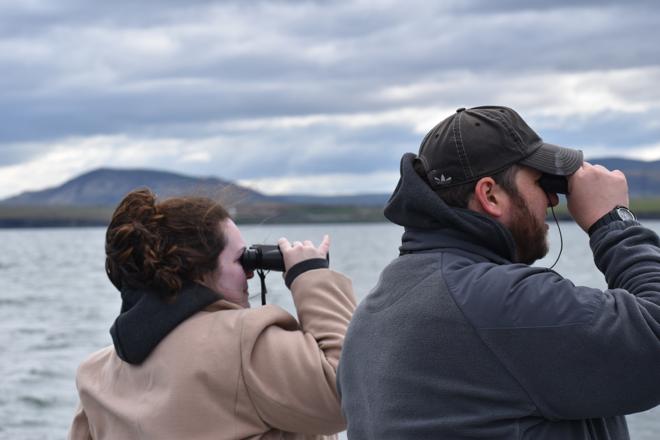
[277,235,331,270]
[318,235,330,257]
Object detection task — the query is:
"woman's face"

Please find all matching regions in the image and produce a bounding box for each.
[205,219,253,308]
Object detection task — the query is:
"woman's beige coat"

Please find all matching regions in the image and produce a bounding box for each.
[69,269,356,439]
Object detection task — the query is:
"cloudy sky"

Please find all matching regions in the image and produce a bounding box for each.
[1,0,659,199]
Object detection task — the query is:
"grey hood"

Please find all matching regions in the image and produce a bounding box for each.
[384,153,516,263]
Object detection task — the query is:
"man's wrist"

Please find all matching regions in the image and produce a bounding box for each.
[587,206,637,236]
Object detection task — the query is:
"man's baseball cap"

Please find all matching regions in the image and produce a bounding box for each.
[417,106,583,189]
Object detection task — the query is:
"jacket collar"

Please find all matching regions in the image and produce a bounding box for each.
[110,281,224,365]
[399,228,512,264]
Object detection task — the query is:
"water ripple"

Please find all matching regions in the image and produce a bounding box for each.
[19,395,56,409]
[2,225,660,440]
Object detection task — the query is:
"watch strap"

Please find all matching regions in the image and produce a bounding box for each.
[588,206,636,236]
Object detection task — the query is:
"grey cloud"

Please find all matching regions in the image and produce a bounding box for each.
[0,145,48,166]
[160,123,419,181]
[0,75,387,142]
[162,107,660,182]
[535,110,660,152]
[1,0,660,188]
[465,0,658,13]
[0,0,219,34]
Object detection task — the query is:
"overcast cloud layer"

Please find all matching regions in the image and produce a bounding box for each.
[1,0,660,198]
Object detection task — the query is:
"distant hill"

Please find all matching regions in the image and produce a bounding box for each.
[0,157,660,207]
[1,168,268,207]
[1,167,391,208]
[2,157,660,227]
[4,157,660,207]
[0,168,389,226]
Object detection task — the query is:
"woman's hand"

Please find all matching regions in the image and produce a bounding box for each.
[277,235,330,272]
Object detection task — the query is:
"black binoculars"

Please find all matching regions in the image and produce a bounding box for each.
[538,174,569,195]
[241,243,330,305]
[241,244,286,272]
[241,244,331,273]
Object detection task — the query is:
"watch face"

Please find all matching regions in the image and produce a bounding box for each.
[616,207,636,221]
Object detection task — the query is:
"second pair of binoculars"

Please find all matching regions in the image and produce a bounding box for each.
[241,244,329,273]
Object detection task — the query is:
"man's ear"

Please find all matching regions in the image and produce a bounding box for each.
[468,177,506,218]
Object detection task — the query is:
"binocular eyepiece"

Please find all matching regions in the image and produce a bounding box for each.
[241,243,330,306]
[241,244,286,272]
[538,174,569,195]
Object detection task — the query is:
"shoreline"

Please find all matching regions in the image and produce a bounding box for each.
[3,201,660,228]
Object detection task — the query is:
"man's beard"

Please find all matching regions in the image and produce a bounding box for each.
[509,194,549,265]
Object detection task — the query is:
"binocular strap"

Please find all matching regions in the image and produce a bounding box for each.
[256,268,268,306]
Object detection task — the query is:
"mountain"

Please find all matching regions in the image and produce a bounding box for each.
[2,157,660,227]
[0,168,389,226]
[2,168,268,207]
[4,157,660,207]
[1,168,392,208]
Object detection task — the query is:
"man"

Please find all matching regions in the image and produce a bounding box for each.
[337,106,660,439]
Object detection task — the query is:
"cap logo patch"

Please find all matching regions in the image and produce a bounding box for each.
[434,174,453,185]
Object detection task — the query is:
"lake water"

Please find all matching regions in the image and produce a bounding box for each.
[1,222,659,439]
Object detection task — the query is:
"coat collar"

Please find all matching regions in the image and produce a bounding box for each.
[110,281,223,365]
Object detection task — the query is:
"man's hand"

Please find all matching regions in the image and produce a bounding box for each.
[567,162,629,232]
[277,235,330,272]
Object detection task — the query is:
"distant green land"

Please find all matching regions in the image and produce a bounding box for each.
[549,198,660,220]
[0,204,388,228]
[4,162,660,228]
[2,199,660,228]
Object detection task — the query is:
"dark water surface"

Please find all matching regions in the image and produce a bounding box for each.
[1,223,659,439]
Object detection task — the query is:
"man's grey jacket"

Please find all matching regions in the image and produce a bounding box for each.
[337,153,660,439]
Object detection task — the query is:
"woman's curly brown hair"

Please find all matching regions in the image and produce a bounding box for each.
[105,188,230,299]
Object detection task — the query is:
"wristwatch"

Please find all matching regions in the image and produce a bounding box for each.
[587,206,637,236]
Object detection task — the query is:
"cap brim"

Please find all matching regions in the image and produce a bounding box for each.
[519,143,583,176]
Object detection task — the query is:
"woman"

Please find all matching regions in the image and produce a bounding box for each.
[69,189,356,439]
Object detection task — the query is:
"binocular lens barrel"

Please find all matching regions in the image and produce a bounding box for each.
[538,174,569,195]
[241,245,286,272]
